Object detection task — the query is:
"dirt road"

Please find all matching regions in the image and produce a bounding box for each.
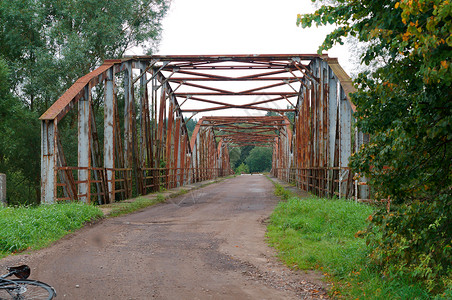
[0,175,328,299]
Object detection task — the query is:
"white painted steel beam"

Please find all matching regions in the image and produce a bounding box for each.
[104,67,115,202]
[41,120,57,204]
[78,86,91,203]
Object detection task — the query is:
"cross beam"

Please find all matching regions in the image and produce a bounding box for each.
[39,54,369,204]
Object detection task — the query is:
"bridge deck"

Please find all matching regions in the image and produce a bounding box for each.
[1,176,327,299]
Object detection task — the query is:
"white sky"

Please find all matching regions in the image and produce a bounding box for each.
[155,0,352,72]
[128,0,354,118]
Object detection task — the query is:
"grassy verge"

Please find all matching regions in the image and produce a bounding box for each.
[267,182,440,299]
[0,203,103,258]
[103,194,168,217]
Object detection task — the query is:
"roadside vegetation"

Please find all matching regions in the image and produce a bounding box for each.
[297,0,451,297]
[0,203,103,258]
[267,182,450,299]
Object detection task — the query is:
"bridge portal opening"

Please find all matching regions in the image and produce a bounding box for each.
[40,54,369,204]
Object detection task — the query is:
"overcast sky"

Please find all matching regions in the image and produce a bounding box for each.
[131,0,354,117]
[153,0,351,72]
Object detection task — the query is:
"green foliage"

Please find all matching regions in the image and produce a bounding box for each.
[267,191,445,299]
[184,117,197,139]
[0,0,169,111]
[0,58,41,204]
[0,203,102,256]
[245,147,272,173]
[366,199,451,292]
[234,162,249,174]
[273,183,291,200]
[0,0,168,204]
[298,0,452,292]
[237,145,254,168]
[228,147,241,169]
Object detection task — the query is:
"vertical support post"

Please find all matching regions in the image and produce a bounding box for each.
[339,88,352,197]
[41,120,57,204]
[104,67,115,203]
[166,99,174,188]
[78,86,91,203]
[124,62,133,170]
[328,69,338,197]
[139,61,149,172]
[174,117,181,186]
[355,130,370,200]
[0,173,6,206]
[124,62,135,197]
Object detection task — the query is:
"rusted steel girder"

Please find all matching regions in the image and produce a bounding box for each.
[271,57,369,201]
[191,116,291,148]
[40,54,368,204]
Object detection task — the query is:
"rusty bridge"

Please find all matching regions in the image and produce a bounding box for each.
[40,54,369,204]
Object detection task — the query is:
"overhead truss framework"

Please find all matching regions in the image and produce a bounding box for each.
[192,116,291,148]
[40,54,369,204]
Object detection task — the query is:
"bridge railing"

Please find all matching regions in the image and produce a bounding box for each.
[271,56,371,201]
[272,167,371,202]
[40,58,234,204]
[54,166,231,204]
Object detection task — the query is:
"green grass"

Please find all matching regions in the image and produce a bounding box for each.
[0,203,103,257]
[267,184,446,299]
[104,195,167,217]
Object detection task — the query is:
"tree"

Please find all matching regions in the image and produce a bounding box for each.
[245,147,272,173]
[1,0,168,112]
[234,145,254,169]
[0,58,40,204]
[0,0,169,204]
[235,162,249,175]
[184,117,197,138]
[298,0,451,292]
[228,147,241,169]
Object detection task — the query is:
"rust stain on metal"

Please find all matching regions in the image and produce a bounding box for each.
[40,54,367,204]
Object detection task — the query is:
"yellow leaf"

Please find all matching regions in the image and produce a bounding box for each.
[395,2,400,8]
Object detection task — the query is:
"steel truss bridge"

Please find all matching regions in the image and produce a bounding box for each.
[40,54,369,204]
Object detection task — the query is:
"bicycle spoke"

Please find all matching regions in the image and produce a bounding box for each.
[0,280,55,300]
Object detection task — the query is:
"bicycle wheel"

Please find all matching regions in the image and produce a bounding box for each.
[0,279,56,300]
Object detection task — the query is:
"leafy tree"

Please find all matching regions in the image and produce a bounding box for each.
[298,0,451,292]
[235,145,254,169]
[228,147,241,169]
[235,162,249,174]
[0,0,169,204]
[184,117,197,138]
[0,0,169,112]
[0,58,40,204]
[245,147,272,173]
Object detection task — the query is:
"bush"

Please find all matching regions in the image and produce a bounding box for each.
[366,198,452,292]
[235,162,249,174]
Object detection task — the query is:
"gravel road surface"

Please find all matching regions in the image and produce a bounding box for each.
[0,175,328,299]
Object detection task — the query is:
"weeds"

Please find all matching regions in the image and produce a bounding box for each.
[0,203,102,257]
[267,183,447,299]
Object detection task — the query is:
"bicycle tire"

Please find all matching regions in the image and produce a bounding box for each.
[0,279,56,300]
